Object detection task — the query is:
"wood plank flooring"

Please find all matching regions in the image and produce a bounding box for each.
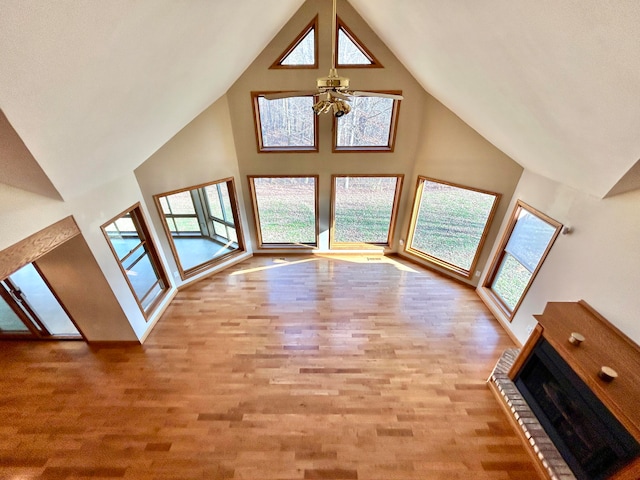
[0,254,539,479]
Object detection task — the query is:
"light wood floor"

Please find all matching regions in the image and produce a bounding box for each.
[0,254,538,479]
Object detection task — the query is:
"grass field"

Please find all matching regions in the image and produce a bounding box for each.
[411,182,497,271]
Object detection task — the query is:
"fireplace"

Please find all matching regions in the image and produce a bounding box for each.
[514,338,639,480]
[488,301,640,480]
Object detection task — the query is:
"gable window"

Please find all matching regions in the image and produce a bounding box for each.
[248,176,318,247]
[153,178,245,280]
[270,16,318,68]
[336,17,381,68]
[333,94,400,151]
[405,177,500,278]
[101,204,169,318]
[253,93,318,152]
[330,175,403,248]
[483,200,561,318]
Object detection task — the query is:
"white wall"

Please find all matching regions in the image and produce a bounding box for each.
[0,173,173,341]
[134,95,251,287]
[478,170,640,345]
[400,94,523,286]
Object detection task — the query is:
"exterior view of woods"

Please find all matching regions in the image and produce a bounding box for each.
[335,97,394,148]
[280,27,315,66]
[337,27,372,65]
[257,96,315,149]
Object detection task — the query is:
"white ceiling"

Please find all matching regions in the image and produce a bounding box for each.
[349,0,640,198]
[1,0,638,199]
[0,0,304,199]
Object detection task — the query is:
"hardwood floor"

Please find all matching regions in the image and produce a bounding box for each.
[0,254,539,479]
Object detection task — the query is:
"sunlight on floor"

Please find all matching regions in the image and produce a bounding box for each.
[229,253,419,276]
[230,257,318,276]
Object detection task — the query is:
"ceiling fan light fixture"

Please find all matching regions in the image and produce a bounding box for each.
[332,99,351,117]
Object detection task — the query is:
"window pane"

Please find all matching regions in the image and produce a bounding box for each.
[486,202,561,316]
[228,227,238,243]
[205,185,224,219]
[221,186,234,222]
[252,177,316,245]
[505,210,558,272]
[170,217,200,234]
[410,180,497,272]
[141,282,163,311]
[105,225,142,260]
[333,176,398,244]
[122,245,160,302]
[281,28,315,65]
[155,180,244,277]
[257,96,315,148]
[338,29,371,65]
[105,216,135,234]
[166,191,195,215]
[102,206,168,316]
[9,264,80,336]
[491,254,532,311]
[213,220,228,238]
[0,296,29,332]
[336,97,393,148]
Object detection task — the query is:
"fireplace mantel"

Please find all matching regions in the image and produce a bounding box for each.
[491,300,640,480]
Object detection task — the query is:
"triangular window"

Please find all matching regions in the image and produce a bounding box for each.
[271,16,318,69]
[336,18,382,68]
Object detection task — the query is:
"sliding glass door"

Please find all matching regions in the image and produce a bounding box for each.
[0,263,81,339]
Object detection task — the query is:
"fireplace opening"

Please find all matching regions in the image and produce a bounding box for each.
[514,339,640,480]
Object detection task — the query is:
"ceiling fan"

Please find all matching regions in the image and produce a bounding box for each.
[263,0,403,117]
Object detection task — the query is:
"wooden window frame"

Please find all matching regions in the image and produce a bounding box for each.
[329,174,404,249]
[335,17,383,68]
[153,178,246,280]
[329,173,404,250]
[252,92,319,153]
[404,176,501,279]
[482,200,562,320]
[332,93,401,152]
[101,204,169,319]
[270,15,318,69]
[247,175,319,249]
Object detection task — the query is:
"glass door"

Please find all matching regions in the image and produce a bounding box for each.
[0,263,81,339]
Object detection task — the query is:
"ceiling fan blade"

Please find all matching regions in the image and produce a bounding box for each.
[348,91,404,100]
[262,91,318,100]
[328,91,352,101]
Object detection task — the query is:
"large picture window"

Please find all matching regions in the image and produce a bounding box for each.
[333,94,400,152]
[101,204,169,318]
[405,177,500,278]
[330,175,403,248]
[153,178,245,280]
[484,200,562,318]
[253,93,318,152]
[248,176,318,247]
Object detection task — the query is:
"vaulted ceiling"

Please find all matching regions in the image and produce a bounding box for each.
[1,0,638,199]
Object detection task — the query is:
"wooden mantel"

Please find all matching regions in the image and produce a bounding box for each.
[508,300,640,479]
